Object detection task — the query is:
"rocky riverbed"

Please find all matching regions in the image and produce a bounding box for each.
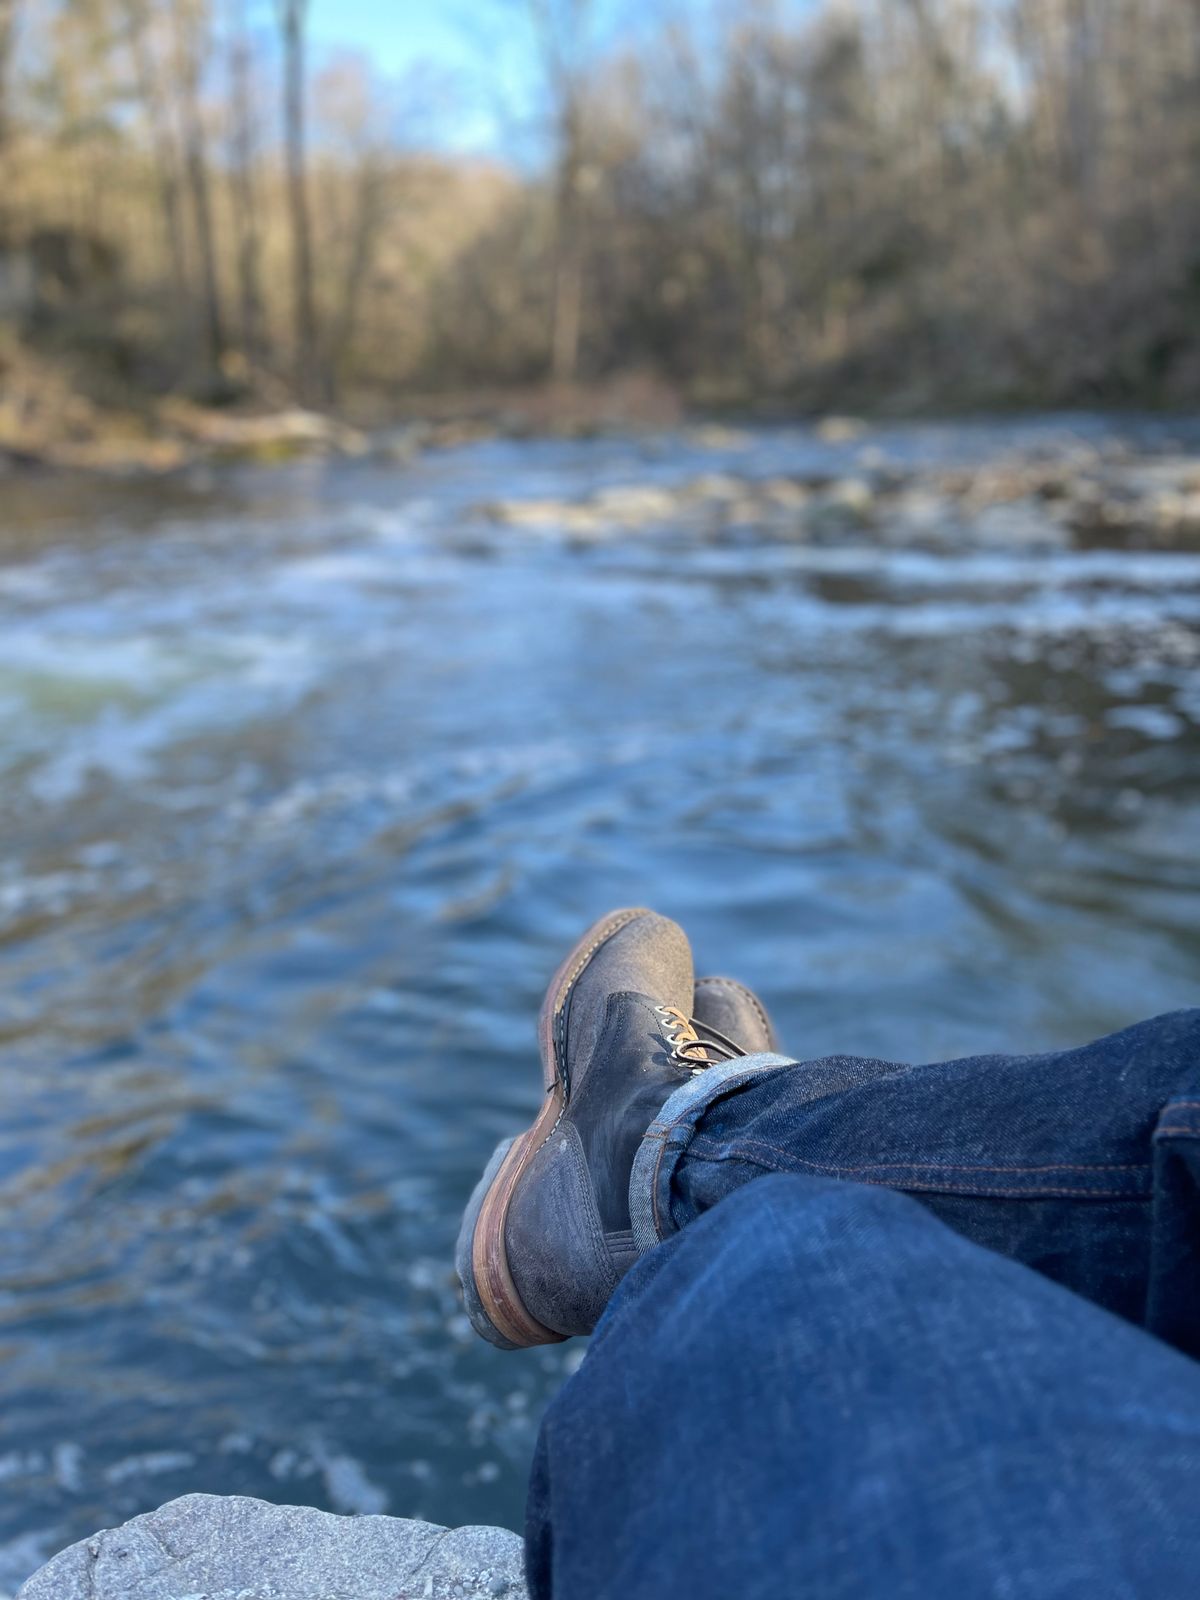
[481,439,1200,552]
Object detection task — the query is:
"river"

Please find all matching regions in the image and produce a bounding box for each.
[1,416,1199,1588]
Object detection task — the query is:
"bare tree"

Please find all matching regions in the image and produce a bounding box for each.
[122,0,193,344]
[0,0,16,154]
[227,0,267,369]
[528,0,594,382]
[0,0,19,239]
[277,0,322,402]
[315,56,395,398]
[169,0,227,370]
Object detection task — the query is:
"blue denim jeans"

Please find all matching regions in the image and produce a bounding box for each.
[526,1010,1200,1598]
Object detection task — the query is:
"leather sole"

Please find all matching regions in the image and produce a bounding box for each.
[457,907,650,1348]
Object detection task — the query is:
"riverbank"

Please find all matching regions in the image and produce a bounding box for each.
[0,352,690,476]
[3,344,1198,504]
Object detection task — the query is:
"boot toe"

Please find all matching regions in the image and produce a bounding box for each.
[563,909,694,1068]
[693,975,779,1054]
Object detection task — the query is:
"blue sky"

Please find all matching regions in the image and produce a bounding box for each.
[306,1,816,156]
[310,1,483,81]
[307,0,568,155]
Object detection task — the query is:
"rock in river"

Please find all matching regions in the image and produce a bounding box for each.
[17,1493,527,1600]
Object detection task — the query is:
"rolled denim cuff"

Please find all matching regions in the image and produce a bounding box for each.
[629,1052,795,1255]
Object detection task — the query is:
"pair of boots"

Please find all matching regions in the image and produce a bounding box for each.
[457,908,777,1348]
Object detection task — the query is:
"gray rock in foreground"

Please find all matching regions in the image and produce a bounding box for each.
[17,1492,527,1600]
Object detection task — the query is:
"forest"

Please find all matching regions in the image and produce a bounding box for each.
[2,0,1200,428]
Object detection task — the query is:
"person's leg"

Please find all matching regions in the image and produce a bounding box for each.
[458,904,1199,1353]
[631,1008,1200,1355]
[528,1173,1200,1600]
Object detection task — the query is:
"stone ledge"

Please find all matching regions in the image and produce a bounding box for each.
[16,1492,527,1599]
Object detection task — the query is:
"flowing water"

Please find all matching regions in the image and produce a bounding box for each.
[1,418,1199,1588]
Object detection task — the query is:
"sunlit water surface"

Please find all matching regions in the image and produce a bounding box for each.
[1,419,1199,1588]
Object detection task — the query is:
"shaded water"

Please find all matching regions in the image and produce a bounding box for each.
[2,418,1199,1588]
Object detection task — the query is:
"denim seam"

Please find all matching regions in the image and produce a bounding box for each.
[629,1052,795,1254]
[1156,1100,1200,1126]
[649,1135,668,1245]
[680,1147,1150,1202]
[688,1134,1148,1177]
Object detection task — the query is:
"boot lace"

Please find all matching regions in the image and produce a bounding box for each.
[655,1005,744,1074]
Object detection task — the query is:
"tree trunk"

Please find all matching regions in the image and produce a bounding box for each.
[171,0,225,372]
[123,0,194,358]
[329,160,384,400]
[228,0,267,370]
[278,0,322,403]
[526,0,592,383]
[549,105,583,382]
[0,0,19,242]
[0,0,16,154]
[550,198,583,380]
